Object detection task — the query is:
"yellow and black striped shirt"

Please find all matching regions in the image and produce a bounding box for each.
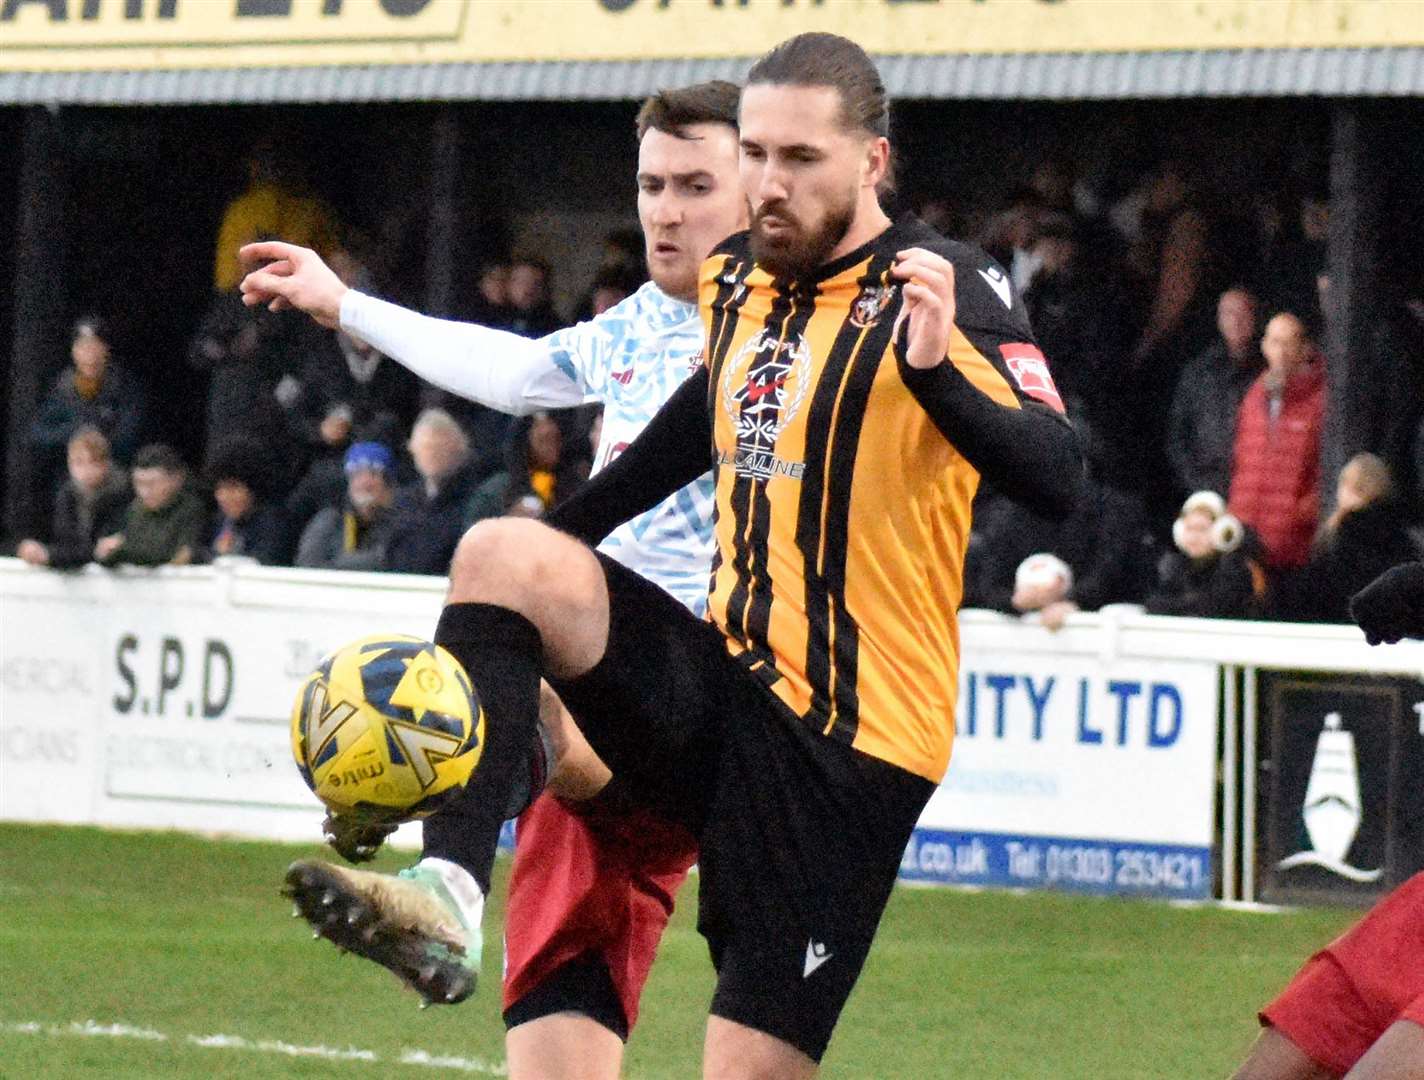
[699,217,1073,782]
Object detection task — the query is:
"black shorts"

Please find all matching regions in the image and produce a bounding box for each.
[502,952,628,1042]
[550,554,934,1062]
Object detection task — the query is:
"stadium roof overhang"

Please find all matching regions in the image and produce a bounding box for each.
[2,0,1423,107]
[3,48,1424,105]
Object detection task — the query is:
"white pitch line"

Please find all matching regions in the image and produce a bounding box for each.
[187,1032,378,1062]
[67,1020,168,1041]
[0,1019,506,1075]
[399,1049,509,1073]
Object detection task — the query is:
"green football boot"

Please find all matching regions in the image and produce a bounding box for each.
[283,858,482,1007]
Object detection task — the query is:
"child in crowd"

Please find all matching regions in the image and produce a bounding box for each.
[1145,490,1263,618]
[1276,453,1418,622]
[16,427,130,569]
[96,443,205,567]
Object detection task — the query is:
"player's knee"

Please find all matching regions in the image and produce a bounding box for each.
[447,519,609,676]
[703,1018,818,1080]
[448,518,568,608]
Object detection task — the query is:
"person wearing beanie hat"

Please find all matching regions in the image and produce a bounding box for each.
[1011,552,1074,612]
[965,472,1153,629]
[293,441,397,571]
[342,440,395,476]
[1006,551,1088,630]
[1144,490,1263,618]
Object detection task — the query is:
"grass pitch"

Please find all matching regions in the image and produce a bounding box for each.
[0,824,1355,1078]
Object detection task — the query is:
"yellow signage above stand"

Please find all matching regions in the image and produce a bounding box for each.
[2,0,1421,74]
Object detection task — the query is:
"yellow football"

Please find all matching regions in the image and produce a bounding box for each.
[290,634,484,824]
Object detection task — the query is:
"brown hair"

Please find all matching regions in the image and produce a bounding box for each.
[636,80,741,142]
[132,443,186,475]
[745,33,889,139]
[67,426,111,462]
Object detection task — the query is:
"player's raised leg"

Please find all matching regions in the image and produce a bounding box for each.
[286,517,610,1004]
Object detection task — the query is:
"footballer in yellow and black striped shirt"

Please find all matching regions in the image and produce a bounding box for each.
[558,95,1079,791]
[698,213,1073,782]
[488,31,1082,1072]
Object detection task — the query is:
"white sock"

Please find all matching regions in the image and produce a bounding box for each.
[415,856,485,928]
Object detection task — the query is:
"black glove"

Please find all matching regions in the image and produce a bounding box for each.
[322,812,398,864]
[1349,562,1424,645]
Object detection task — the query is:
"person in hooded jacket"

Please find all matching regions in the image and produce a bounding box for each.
[1145,490,1264,619]
[201,436,291,566]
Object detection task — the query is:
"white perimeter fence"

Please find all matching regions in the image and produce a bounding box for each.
[4,557,1422,905]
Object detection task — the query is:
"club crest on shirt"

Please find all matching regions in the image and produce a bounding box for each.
[849,283,897,329]
[718,330,811,481]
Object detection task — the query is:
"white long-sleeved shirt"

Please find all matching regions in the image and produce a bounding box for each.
[340,283,714,614]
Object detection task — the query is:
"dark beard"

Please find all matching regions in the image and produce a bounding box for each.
[749,197,856,281]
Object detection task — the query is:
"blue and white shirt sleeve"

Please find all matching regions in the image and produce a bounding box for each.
[342,284,717,617]
[339,291,609,413]
[582,284,718,618]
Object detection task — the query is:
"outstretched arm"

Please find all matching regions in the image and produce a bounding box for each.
[337,292,587,414]
[238,241,588,414]
[546,368,713,546]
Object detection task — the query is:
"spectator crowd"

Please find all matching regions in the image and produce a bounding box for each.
[948,157,1423,625]
[13,147,1424,627]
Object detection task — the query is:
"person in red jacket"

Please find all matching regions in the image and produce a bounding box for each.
[1228,312,1327,578]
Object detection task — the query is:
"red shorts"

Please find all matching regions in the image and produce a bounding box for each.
[1262,873,1424,1075]
[501,789,698,1034]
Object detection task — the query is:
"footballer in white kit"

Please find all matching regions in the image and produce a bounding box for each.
[341,279,714,613]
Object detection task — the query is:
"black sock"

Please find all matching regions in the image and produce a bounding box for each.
[421,602,543,895]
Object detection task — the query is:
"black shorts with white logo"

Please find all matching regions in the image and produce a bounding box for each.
[550,553,934,1062]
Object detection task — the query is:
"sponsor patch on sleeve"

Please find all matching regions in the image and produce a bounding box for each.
[999,343,1065,413]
